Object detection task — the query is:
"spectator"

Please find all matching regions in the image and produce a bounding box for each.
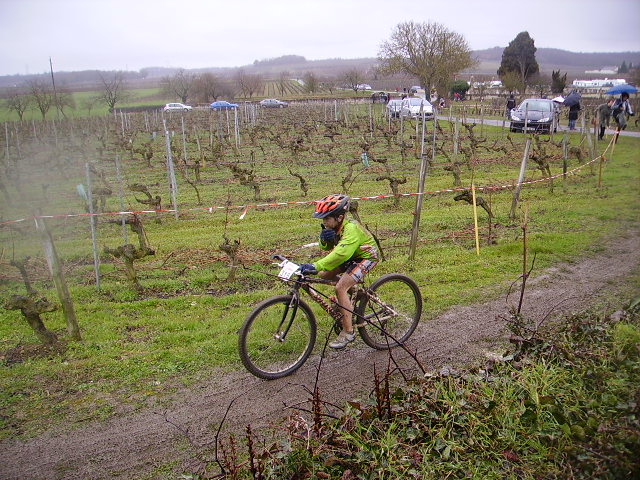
[568,102,581,130]
[595,98,614,140]
[611,92,635,132]
[506,94,516,118]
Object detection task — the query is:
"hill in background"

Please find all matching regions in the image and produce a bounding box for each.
[0,48,638,90]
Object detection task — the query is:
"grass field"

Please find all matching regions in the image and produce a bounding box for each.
[0,103,638,440]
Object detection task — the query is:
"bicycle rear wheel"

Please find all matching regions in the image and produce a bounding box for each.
[355,274,422,350]
[238,295,317,380]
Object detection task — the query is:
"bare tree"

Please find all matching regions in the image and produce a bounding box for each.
[54,89,76,118]
[27,80,54,119]
[162,69,195,103]
[501,71,523,94]
[378,21,477,94]
[530,73,551,98]
[192,72,228,103]
[97,71,130,110]
[277,70,290,96]
[302,71,320,93]
[320,75,340,94]
[81,95,101,115]
[5,91,30,120]
[234,69,264,98]
[342,69,365,92]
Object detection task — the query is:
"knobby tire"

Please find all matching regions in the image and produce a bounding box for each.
[356,274,422,349]
[238,294,317,380]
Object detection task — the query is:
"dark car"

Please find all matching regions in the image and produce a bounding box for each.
[509,99,559,133]
[259,98,288,108]
[210,101,238,110]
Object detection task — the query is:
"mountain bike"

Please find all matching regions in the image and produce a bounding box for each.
[238,255,422,380]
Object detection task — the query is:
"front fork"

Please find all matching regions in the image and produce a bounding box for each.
[274,291,300,342]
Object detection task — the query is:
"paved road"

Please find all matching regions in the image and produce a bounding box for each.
[439,115,640,138]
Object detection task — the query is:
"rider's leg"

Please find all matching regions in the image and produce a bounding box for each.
[335,274,358,333]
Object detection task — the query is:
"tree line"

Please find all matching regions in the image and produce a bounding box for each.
[6,22,637,121]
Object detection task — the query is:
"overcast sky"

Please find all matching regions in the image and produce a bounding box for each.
[1,0,639,76]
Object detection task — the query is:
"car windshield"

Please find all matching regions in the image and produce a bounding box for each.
[408,98,430,106]
[519,100,551,112]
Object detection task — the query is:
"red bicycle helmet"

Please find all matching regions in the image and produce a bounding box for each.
[312,194,350,219]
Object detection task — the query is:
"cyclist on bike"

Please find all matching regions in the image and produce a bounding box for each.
[299,194,379,348]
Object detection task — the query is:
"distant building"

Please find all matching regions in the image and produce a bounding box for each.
[571,78,627,88]
[584,68,618,75]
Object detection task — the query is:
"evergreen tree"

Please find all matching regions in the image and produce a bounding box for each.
[498,32,539,93]
[618,61,629,73]
[551,70,567,94]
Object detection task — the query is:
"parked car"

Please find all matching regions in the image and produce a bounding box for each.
[371,91,389,104]
[259,98,288,108]
[163,103,192,112]
[356,84,372,91]
[386,99,403,118]
[509,98,559,133]
[210,101,239,110]
[400,98,434,119]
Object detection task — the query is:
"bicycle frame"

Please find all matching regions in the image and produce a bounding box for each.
[278,274,375,331]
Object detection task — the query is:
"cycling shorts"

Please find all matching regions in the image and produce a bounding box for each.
[341,258,378,283]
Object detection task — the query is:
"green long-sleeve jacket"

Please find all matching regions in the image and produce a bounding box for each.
[313,220,378,272]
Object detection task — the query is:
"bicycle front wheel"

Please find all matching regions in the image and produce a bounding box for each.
[238,295,317,380]
[356,274,422,350]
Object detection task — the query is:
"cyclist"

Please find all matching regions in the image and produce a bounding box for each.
[299,194,379,349]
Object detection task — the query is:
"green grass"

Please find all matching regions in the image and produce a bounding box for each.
[212,303,640,479]
[0,106,638,441]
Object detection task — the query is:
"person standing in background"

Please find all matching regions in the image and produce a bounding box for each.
[595,98,614,140]
[506,94,516,118]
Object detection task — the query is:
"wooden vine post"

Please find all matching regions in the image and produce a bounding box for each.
[510,138,531,221]
[408,112,430,261]
[162,119,179,219]
[34,215,81,340]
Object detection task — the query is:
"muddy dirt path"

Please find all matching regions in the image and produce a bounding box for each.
[2,229,639,480]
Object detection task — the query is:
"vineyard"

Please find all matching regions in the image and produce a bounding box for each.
[0,100,638,446]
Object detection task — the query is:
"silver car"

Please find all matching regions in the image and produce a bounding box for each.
[259,98,289,108]
[163,103,192,112]
[400,98,434,119]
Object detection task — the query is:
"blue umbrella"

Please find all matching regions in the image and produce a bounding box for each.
[605,84,637,95]
[563,91,581,107]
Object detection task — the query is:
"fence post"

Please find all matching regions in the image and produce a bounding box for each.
[510,138,531,220]
[85,163,101,291]
[163,119,179,220]
[408,109,431,261]
[181,116,188,163]
[453,118,459,156]
[34,214,81,340]
[562,133,569,190]
[115,154,128,244]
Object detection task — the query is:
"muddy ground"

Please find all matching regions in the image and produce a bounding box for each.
[1,228,639,480]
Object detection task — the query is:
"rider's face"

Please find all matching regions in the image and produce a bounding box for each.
[322,215,342,230]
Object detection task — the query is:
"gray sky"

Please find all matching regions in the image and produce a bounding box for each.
[1,0,639,76]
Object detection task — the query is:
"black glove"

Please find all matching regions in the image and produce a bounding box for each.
[299,263,318,275]
[320,227,338,246]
